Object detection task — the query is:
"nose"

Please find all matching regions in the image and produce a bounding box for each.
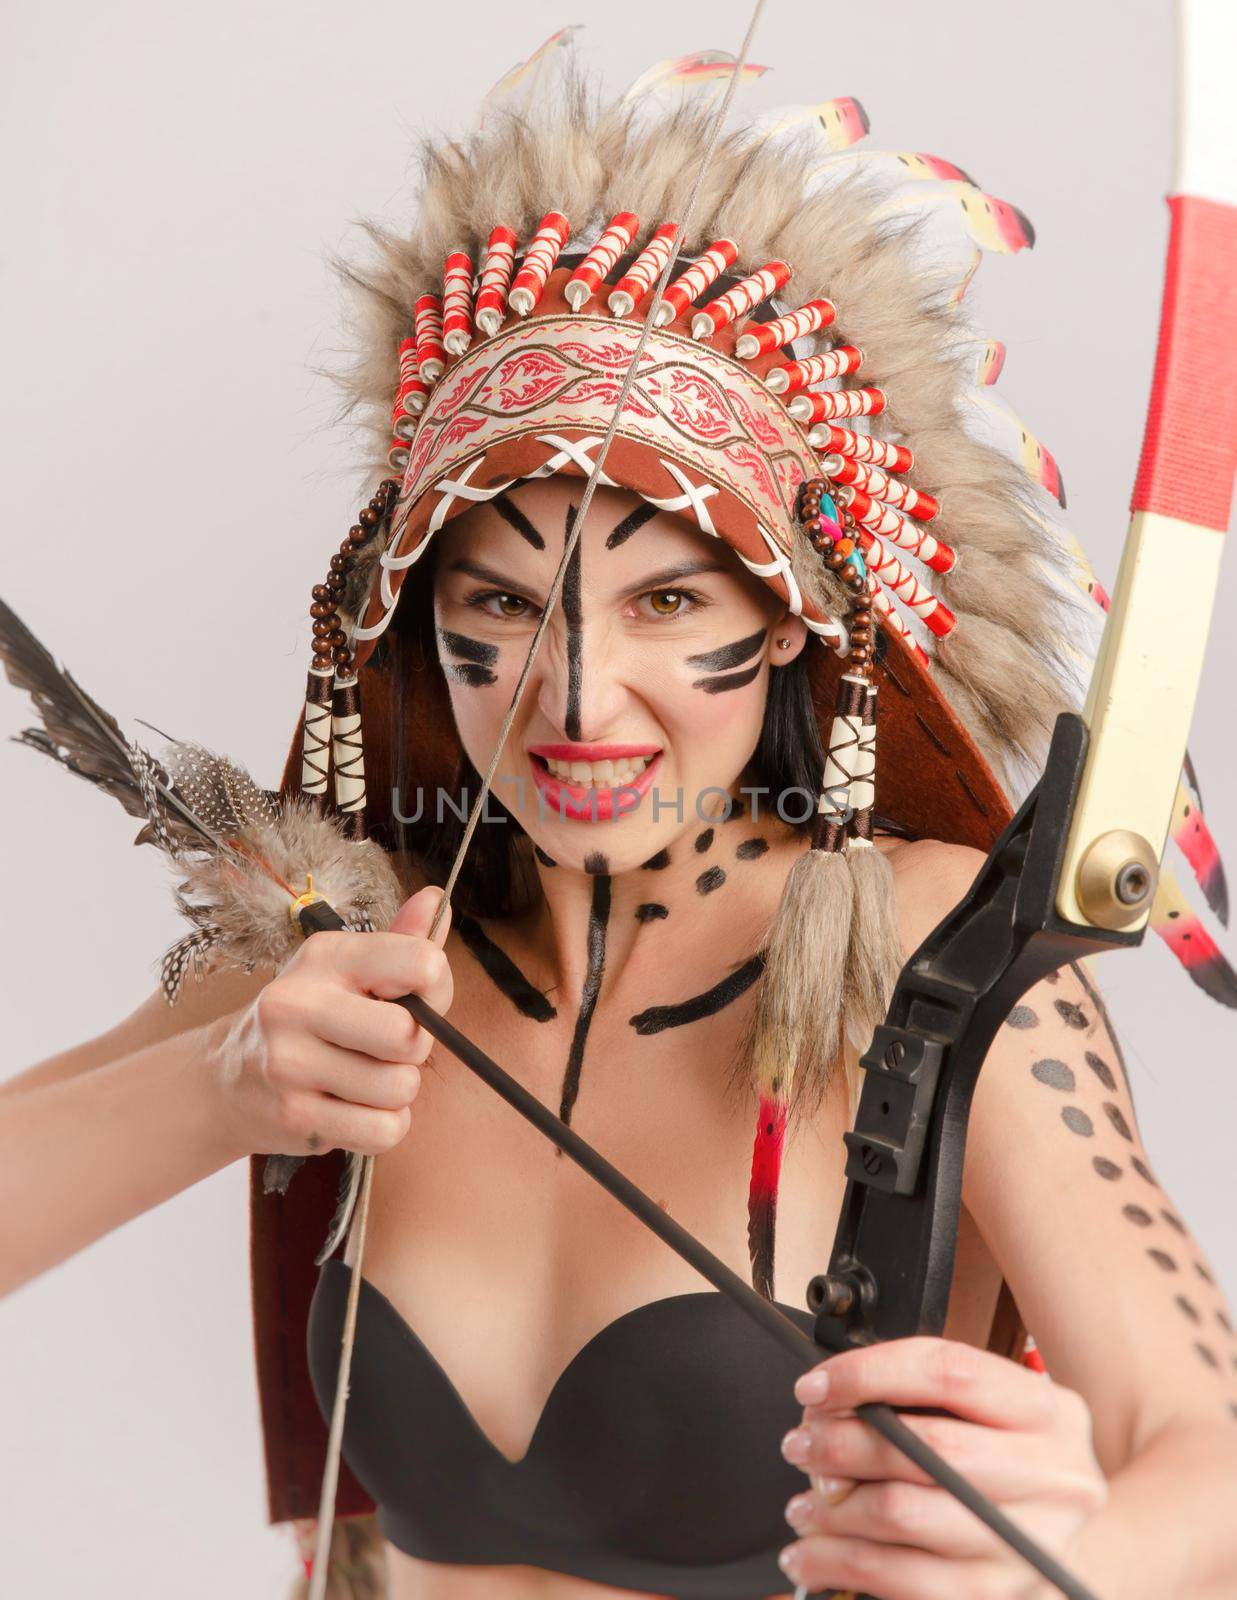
[535,608,628,741]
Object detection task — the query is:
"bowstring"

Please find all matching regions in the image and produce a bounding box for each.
[307,9,768,1595]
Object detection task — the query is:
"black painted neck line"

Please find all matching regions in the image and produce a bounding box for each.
[629,953,765,1035]
[558,872,611,1125]
[456,915,557,1023]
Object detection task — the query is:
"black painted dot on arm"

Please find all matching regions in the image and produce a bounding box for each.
[1195,1342,1221,1371]
[1148,1248,1179,1272]
[635,902,669,923]
[1196,1261,1217,1286]
[695,828,714,853]
[1006,1005,1038,1029]
[1032,1058,1075,1092]
[1217,1309,1233,1335]
[696,865,726,895]
[1161,1210,1186,1233]
[1104,1103,1134,1141]
[736,837,769,861]
[1054,999,1089,1029]
[1061,1107,1094,1136]
[1131,1156,1157,1184]
[1084,1051,1116,1090]
[1122,1204,1153,1227]
[642,849,671,870]
[1093,1157,1123,1180]
[1176,1295,1201,1323]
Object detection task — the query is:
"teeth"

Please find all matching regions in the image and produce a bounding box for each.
[541,754,652,786]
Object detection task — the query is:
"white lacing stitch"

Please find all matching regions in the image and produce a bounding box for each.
[352,434,848,653]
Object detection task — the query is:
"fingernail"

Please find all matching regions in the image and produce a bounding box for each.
[778,1544,804,1583]
[811,1475,852,1504]
[785,1493,814,1532]
[795,1368,830,1405]
[781,1427,812,1464]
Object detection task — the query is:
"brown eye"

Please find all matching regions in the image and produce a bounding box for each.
[494,593,528,617]
[648,589,683,615]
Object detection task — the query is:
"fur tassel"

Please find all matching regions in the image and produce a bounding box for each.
[843,838,904,1056]
[742,846,854,1296]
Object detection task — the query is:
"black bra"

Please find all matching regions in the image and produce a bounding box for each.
[308,1259,813,1597]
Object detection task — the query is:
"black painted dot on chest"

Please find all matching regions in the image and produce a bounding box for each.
[1084,1051,1116,1090]
[736,837,769,861]
[1032,1058,1074,1092]
[694,828,714,854]
[696,865,726,895]
[1061,1106,1093,1136]
[1054,999,1089,1029]
[635,902,669,923]
[1006,1005,1038,1029]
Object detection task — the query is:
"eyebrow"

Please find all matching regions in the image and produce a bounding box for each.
[444,556,731,601]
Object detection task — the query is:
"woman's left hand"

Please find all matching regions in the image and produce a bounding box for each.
[777,1337,1108,1600]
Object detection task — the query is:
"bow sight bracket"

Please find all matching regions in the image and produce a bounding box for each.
[810,711,1145,1351]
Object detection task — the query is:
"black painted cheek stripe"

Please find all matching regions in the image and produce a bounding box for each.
[685,628,767,673]
[629,953,765,1035]
[440,629,499,688]
[692,661,763,695]
[445,662,498,688]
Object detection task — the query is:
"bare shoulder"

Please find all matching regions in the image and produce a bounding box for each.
[877,836,986,955]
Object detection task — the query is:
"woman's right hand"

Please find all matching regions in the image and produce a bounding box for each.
[210,887,453,1162]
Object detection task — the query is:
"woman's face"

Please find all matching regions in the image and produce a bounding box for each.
[431,477,808,874]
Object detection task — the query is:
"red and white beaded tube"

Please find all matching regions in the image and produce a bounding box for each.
[822,454,938,520]
[394,335,428,424]
[840,486,956,574]
[608,222,679,316]
[442,252,475,355]
[859,532,957,638]
[655,238,738,326]
[387,438,410,471]
[566,212,639,310]
[690,261,791,339]
[735,299,837,359]
[509,211,570,316]
[476,226,517,336]
[788,385,886,425]
[867,583,931,668]
[810,423,913,473]
[766,345,863,394]
[414,295,446,382]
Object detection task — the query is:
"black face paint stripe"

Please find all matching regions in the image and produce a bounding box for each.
[584,851,609,875]
[492,492,545,549]
[635,902,668,922]
[629,953,765,1035]
[692,661,763,695]
[686,628,767,673]
[563,503,583,742]
[456,916,557,1023]
[445,662,497,688]
[641,849,671,870]
[534,846,557,867]
[606,503,659,550]
[558,873,611,1125]
[439,629,498,665]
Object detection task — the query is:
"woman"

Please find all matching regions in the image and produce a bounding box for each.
[5,56,1237,1600]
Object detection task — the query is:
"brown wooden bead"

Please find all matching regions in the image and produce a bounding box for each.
[850,645,870,663]
[826,550,846,569]
[312,584,331,603]
[328,627,346,647]
[348,524,369,545]
[312,639,333,657]
[358,507,381,530]
[310,602,332,620]
[839,563,858,584]
[332,644,350,665]
[329,553,349,573]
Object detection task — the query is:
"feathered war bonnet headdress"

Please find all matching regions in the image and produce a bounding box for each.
[283,58,1091,1304]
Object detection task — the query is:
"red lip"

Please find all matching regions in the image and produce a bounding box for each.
[529,751,662,822]
[528,742,662,761]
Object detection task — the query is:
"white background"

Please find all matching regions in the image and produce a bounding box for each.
[2,2,1234,1595]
